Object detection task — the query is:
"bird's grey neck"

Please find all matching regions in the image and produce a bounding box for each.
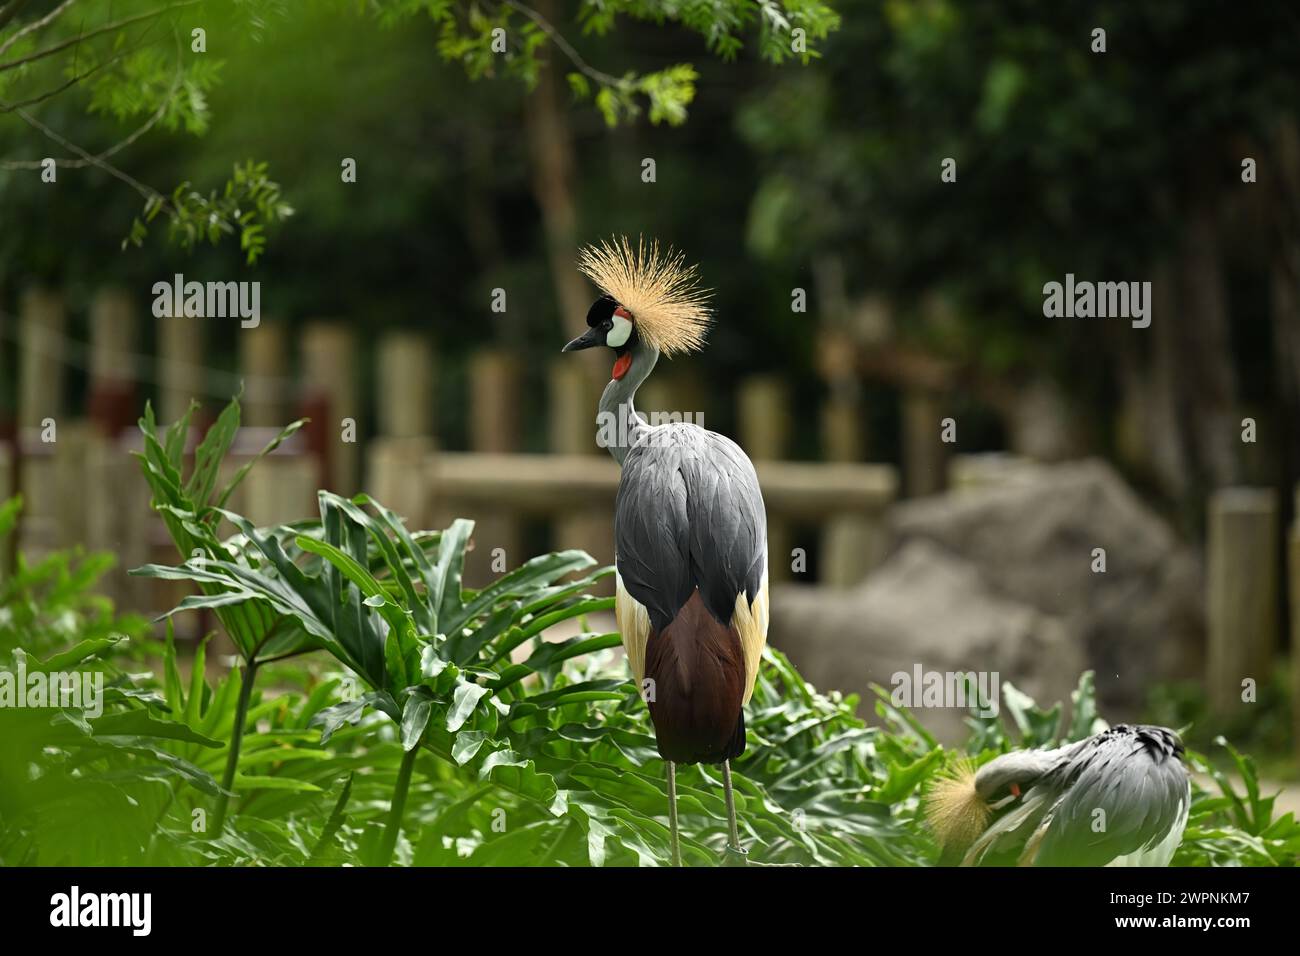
[973,748,1066,798]
[597,343,658,466]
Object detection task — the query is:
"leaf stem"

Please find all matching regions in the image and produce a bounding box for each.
[212,658,258,836]
[378,744,420,865]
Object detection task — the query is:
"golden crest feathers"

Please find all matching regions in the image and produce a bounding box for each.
[577,235,712,355]
[923,760,992,854]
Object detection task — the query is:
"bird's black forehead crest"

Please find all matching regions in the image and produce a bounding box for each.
[586,294,618,328]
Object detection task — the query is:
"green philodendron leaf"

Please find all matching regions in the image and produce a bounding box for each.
[186,395,242,506]
[236,747,334,770]
[447,679,490,732]
[445,602,519,664]
[310,692,394,744]
[91,712,223,748]
[876,748,944,803]
[1066,670,1102,742]
[1000,681,1061,747]
[521,632,623,674]
[87,737,228,797]
[400,693,433,751]
[459,824,544,865]
[233,774,324,793]
[307,774,355,866]
[35,636,124,670]
[420,645,450,679]
[478,749,558,806]
[452,730,489,766]
[442,549,596,637]
[0,495,22,538]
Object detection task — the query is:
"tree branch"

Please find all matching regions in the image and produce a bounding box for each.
[0,0,202,72]
[0,36,131,112]
[9,102,162,202]
[502,0,624,88]
[0,24,182,169]
[0,0,32,34]
[0,0,76,59]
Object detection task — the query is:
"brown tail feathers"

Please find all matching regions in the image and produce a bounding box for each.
[644,589,747,765]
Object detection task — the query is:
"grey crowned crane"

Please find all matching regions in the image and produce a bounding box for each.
[562,237,769,867]
[927,724,1191,866]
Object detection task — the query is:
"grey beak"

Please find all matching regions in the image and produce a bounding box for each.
[562,327,603,352]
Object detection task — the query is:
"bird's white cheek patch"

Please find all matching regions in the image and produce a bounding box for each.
[606,314,632,348]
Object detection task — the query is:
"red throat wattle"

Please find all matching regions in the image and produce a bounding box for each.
[612,353,632,380]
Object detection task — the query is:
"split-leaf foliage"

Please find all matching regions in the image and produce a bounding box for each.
[0,399,1296,866]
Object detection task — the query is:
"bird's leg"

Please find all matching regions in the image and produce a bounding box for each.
[721,759,748,865]
[666,760,682,867]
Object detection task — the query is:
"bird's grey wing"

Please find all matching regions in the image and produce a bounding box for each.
[680,430,768,624]
[614,436,695,633]
[1032,726,1190,866]
[615,426,769,700]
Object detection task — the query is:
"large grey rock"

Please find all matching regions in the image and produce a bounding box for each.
[770,459,1203,740]
[773,540,1084,743]
[889,458,1204,707]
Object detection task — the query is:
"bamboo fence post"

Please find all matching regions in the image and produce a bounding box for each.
[368,330,436,527]
[17,289,66,558]
[54,422,91,551]
[240,319,290,428]
[18,288,65,434]
[78,288,139,599]
[377,330,434,439]
[902,387,947,497]
[819,379,884,587]
[468,349,521,453]
[88,288,138,437]
[301,321,360,495]
[821,391,864,464]
[1290,483,1300,764]
[738,375,794,584]
[459,348,522,584]
[0,442,12,578]
[244,455,320,528]
[157,304,203,425]
[548,357,613,592]
[1207,488,1278,714]
[548,358,596,457]
[85,429,151,608]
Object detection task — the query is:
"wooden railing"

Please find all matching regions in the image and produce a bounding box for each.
[414,452,897,589]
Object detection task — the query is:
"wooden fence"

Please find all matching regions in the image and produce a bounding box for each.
[0,288,898,607]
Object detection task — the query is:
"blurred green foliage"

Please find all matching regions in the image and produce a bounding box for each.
[0,0,837,262]
[0,496,148,662]
[1146,666,1297,778]
[3,0,1298,486]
